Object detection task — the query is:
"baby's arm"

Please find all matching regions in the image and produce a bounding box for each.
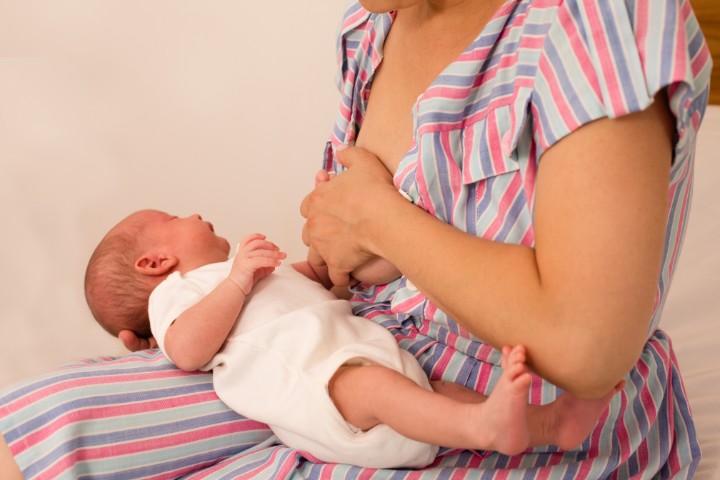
[164,234,285,371]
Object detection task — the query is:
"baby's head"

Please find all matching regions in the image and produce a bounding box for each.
[85,209,231,338]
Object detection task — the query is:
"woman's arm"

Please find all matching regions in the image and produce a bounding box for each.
[302,94,674,398]
[165,234,285,371]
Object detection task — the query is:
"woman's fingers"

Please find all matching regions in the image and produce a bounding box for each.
[118,330,157,352]
[328,266,352,288]
[300,146,395,282]
[306,245,326,267]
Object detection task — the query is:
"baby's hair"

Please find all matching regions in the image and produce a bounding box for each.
[84,223,156,338]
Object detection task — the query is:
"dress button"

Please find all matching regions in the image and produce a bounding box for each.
[501,131,512,157]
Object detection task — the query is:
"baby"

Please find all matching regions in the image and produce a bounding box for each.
[85,209,623,468]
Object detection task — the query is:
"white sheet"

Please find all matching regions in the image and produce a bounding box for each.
[662,104,720,479]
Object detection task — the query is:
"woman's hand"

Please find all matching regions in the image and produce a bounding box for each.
[300,147,398,286]
[119,330,158,351]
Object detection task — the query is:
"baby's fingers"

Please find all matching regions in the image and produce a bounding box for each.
[233,246,285,263]
[240,238,283,255]
[239,233,267,246]
[314,169,336,187]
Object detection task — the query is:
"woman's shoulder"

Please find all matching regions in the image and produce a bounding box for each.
[503,0,710,149]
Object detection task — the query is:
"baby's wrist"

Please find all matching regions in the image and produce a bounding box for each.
[226,276,249,296]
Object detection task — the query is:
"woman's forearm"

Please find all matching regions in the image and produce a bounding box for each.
[366,189,654,398]
[358,99,672,398]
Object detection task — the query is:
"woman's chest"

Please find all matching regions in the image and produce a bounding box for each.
[333,7,539,245]
[354,31,456,174]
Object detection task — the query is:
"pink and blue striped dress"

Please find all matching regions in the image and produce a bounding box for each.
[0,0,710,478]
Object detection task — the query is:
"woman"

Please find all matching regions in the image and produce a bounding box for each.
[1,0,710,477]
[299,0,707,476]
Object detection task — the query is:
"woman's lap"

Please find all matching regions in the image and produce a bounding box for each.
[0,350,272,479]
[0,332,700,479]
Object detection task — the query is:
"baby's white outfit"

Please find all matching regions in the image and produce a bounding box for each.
[149,261,438,468]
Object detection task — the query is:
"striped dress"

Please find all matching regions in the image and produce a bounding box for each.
[0,0,711,478]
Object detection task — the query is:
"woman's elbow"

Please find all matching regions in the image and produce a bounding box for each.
[555,327,646,399]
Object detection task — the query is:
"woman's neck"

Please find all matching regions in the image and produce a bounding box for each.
[404,0,508,35]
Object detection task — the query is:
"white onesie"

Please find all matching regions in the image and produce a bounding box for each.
[149,261,438,468]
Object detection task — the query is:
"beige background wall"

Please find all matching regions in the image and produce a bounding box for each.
[0,1,346,387]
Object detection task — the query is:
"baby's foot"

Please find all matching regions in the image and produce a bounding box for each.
[469,345,532,455]
[542,381,625,450]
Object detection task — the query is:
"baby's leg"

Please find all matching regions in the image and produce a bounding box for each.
[328,345,533,455]
[433,354,623,452]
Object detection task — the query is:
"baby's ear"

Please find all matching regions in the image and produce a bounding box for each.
[135,253,178,277]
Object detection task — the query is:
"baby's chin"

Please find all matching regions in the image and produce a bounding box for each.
[222,238,232,257]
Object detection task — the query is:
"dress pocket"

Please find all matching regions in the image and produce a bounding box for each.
[413,104,531,240]
[460,104,522,185]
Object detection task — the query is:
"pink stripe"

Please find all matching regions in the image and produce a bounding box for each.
[530,103,550,153]
[6,368,202,414]
[519,226,534,247]
[438,132,465,224]
[537,52,580,133]
[429,348,456,380]
[40,422,261,480]
[274,450,307,478]
[357,467,378,480]
[559,4,603,102]
[391,295,426,316]
[487,113,506,173]
[483,174,522,240]
[343,7,368,30]
[691,45,710,78]
[637,440,650,475]
[425,83,478,101]
[583,1,626,114]
[521,142,537,220]
[21,391,222,450]
[636,359,658,423]
[415,151,439,219]
[678,0,697,75]
[528,372,543,406]
[239,447,285,478]
[462,120,478,184]
[634,1,649,67]
[613,391,632,464]
[667,175,688,268]
[419,96,516,136]
[147,460,221,480]
[441,130,463,195]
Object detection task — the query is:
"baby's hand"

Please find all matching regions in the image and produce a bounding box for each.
[228,234,286,295]
[314,169,335,187]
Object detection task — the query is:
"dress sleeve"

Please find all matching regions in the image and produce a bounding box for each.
[530,0,712,159]
[148,273,207,355]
